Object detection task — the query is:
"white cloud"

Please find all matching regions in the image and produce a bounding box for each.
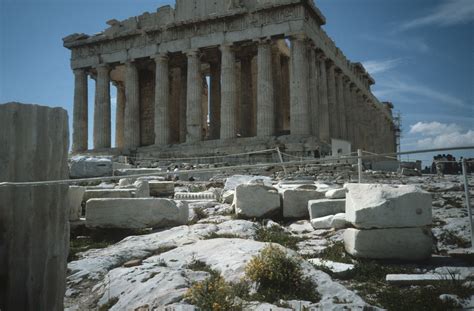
[407,121,474,149]
[359,34,430,53]
[398,0,474,32]
[415,130,474,149]
[362,58,403,75]
[410,121,461,136]
[375,76,469,110]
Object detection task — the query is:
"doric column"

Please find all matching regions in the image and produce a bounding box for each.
[154,54,170,145]
[272,45,283,135]
[124,61,140,149]
[241,56,255,137]
[220,44,237,139]
[115,82,125,149]
[186,50,202,142]
[317,53,330,142]
[257,39,275,137]
[342,78,352,143]
[326,60,338,139]
[289,35,310,135]
[336,72,346,140]
[72,68,88,152]
[309,46,319,137]
[346,83,356,148]
[93,64,111,149]
[179,66,187,143]
[209,62,221,140]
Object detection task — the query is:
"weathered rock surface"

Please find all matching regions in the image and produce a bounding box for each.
[235,184,281,218]
[345,183,432,229]
[85,198,188,229]
[308,198,345,219]
[69,156,113,179]
[68,186,85,221]
[344,227,433,260]
[68,237,372,311]
[282,189,325,218]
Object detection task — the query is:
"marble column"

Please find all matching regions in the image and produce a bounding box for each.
[72,68,88,152]
[209,62,221,140]
[220,45,237,139]
[124,61,140,149]
[326,60,338,139]
[317,53,330,142]
[309,47,319,137]
[186,51,202,142]
[179,66,187,143]
[257,40,275,137]
[241,56,254,137]
[336,72,346,140]
[289,35,310,135]
[93,64,111,149]
[154,54,170,145]
[115,82,125,149]
[342,77,351,143]
[272,44,283,135]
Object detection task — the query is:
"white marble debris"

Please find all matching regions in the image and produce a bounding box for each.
[85,198,188,229]
[234,184,281,218]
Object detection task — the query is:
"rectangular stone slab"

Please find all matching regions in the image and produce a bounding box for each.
[282,189,325,218]
[235,184,281,218]
[86,198,188,229]
[308,198,345,219]
[386,274,463,286]
[345,183,432,229]
[344,227,432,261]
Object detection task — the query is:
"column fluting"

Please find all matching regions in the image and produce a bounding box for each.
[72,68,88,152]
[154,54,170,145]
[220,45,237,139]
[257,40,275,137]
[124,61,140,149]
[93,64,111,149]
[186,51,202,143]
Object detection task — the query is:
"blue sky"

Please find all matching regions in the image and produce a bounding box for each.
[1,0,473,164]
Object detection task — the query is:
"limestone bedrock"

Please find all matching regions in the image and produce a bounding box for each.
[345,183,432,229]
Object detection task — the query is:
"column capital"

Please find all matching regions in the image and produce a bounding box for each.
[289,33,307,41]
[96,63,110,70]
[185,49,201,58]
[153,53,169,62]
[254,37,272,45]
[73,68,87,75]
[316,50,327,61]
[219,44,236,53]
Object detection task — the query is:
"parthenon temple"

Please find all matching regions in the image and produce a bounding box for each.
[63,0,398,158]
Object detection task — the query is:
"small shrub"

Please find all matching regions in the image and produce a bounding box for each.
[438,230,470,248]
[98,297,119,311]
[245,244,320,303]
[254,225,303,250]
[319,241,352,264]
[185,273,246,311]
[187,257,216,275]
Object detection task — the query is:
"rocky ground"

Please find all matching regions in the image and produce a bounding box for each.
[65,166,474,311]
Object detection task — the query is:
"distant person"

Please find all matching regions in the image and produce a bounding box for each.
[166,167,172,181]
[173,165,180,181]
